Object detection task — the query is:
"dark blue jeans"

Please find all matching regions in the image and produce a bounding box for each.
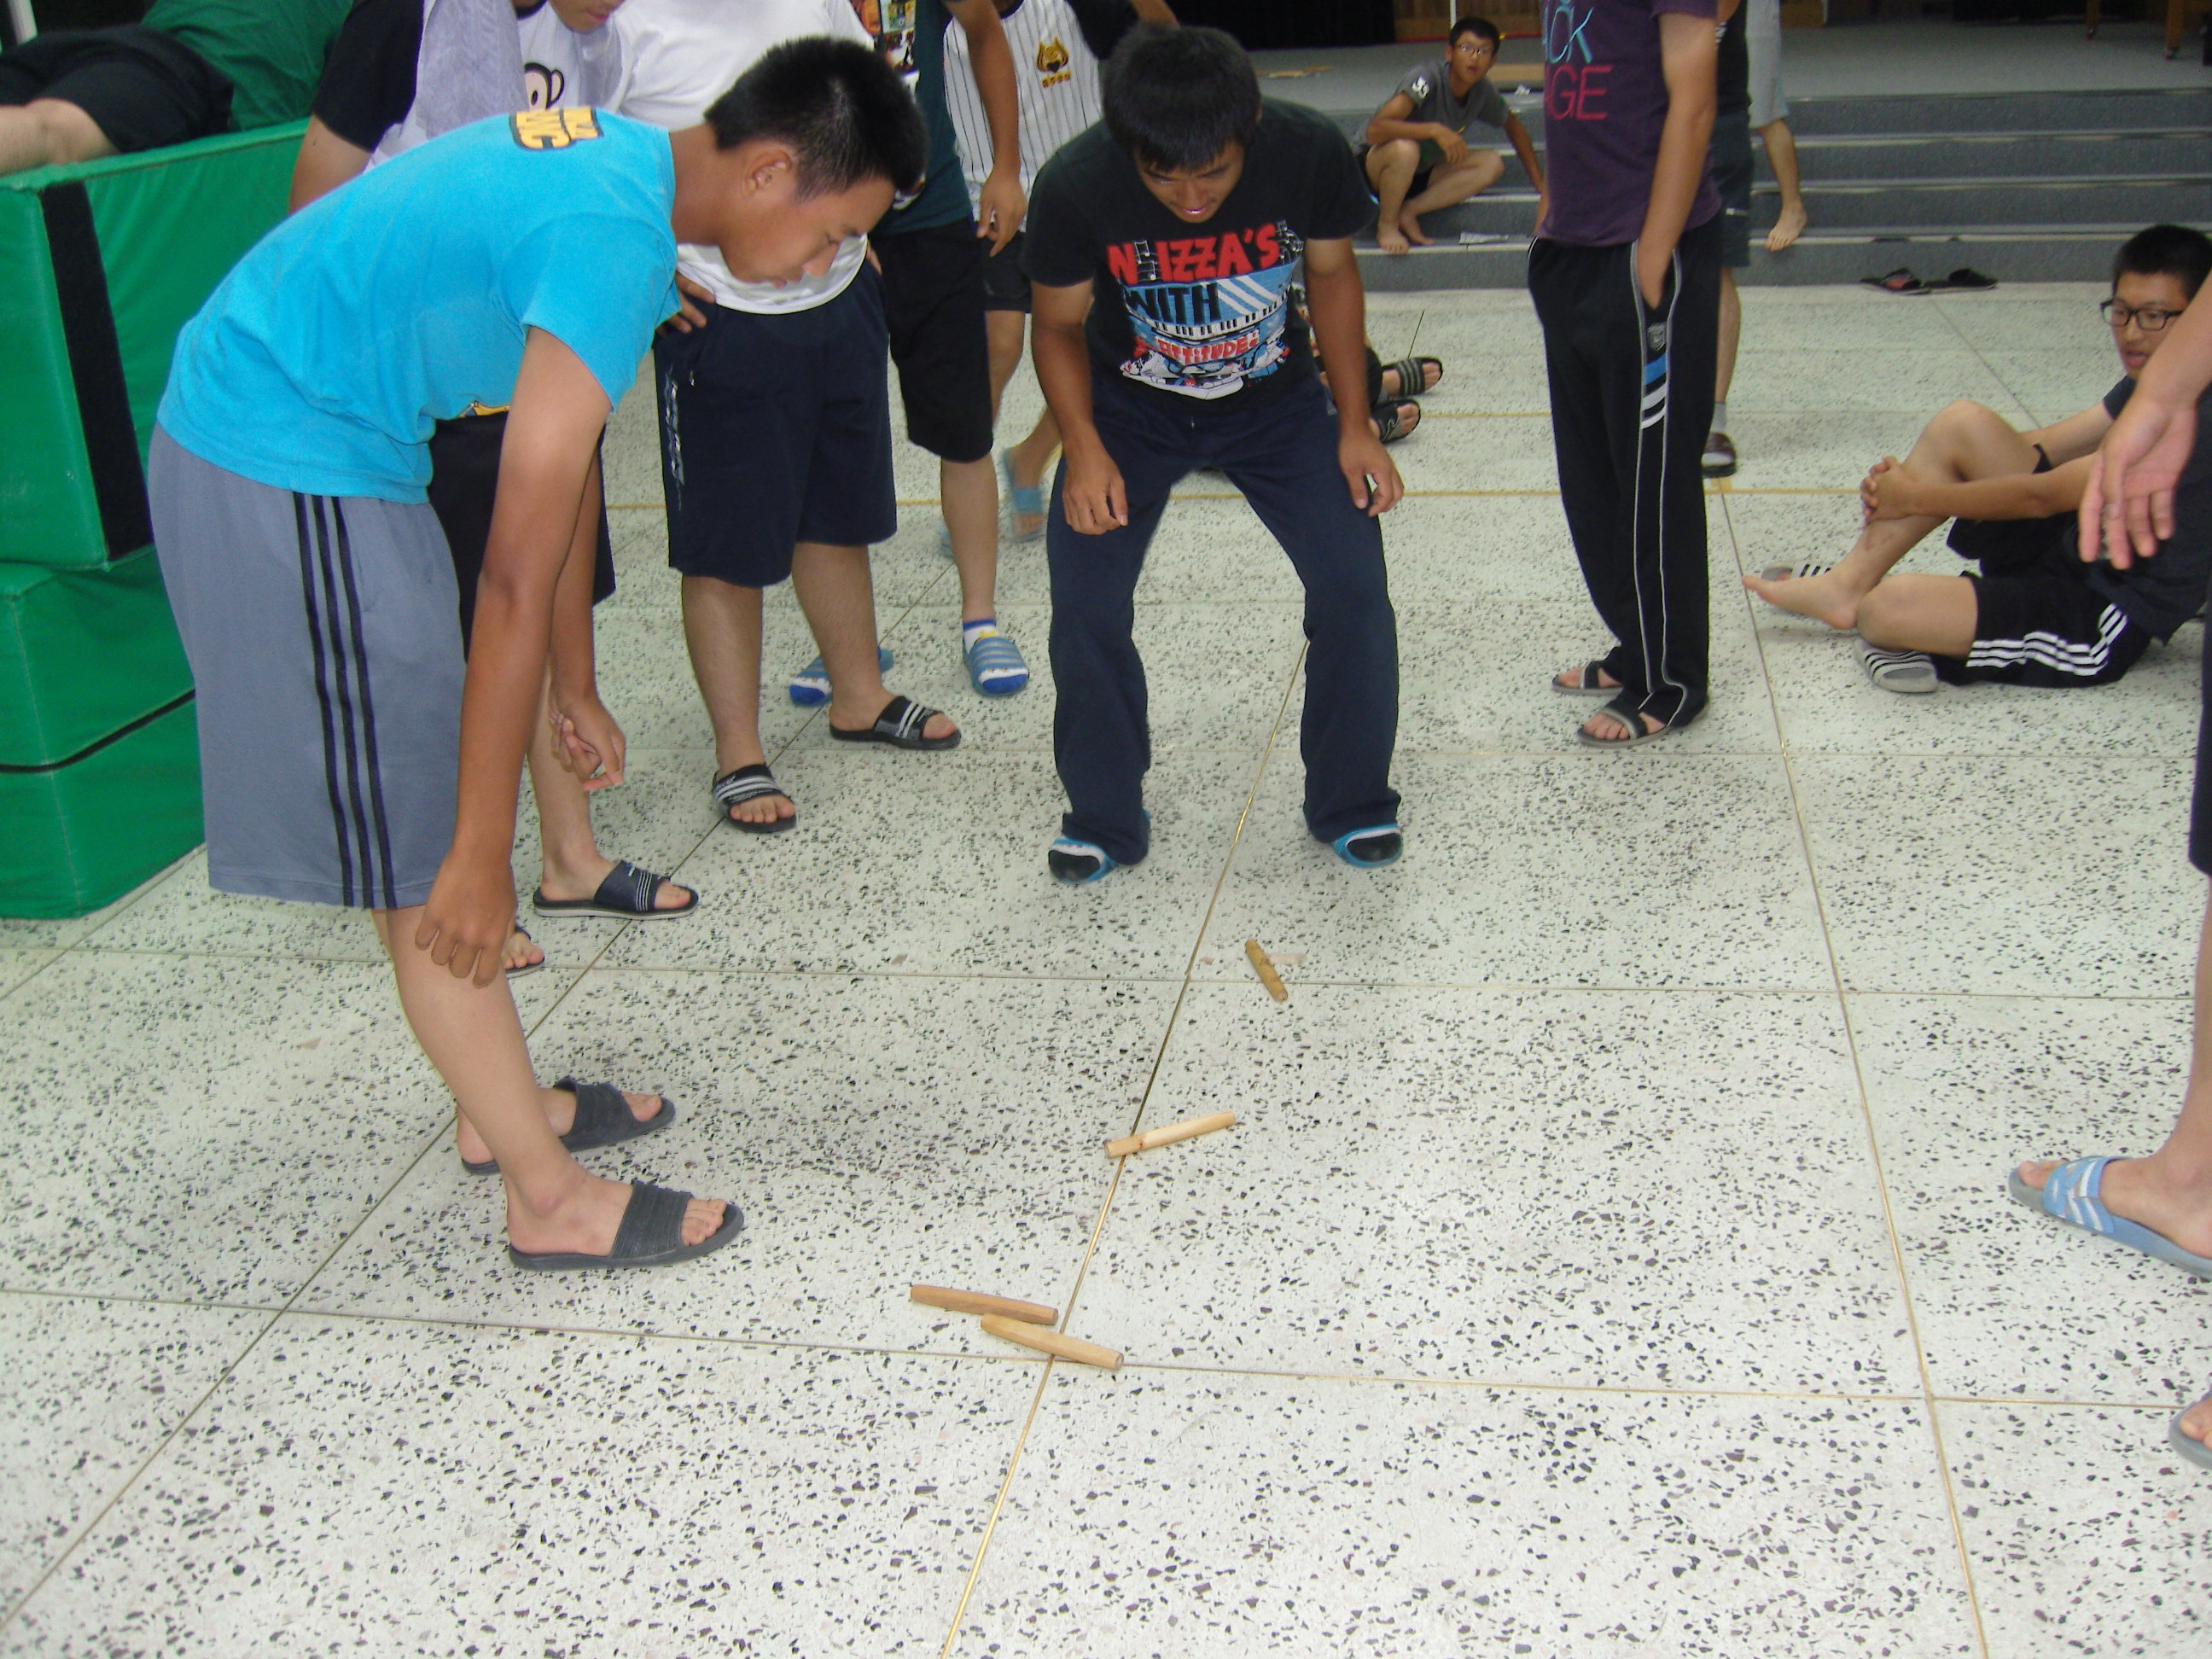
[1047,374,1400,864]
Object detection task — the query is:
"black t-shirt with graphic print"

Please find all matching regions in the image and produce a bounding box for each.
[1022,98,1371,412]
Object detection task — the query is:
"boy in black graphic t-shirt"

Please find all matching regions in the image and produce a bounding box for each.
[1022,24,1404,882]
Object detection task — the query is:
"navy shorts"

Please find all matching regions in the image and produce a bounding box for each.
[982,229,1030,313]
[1713,110,1754,269]
[0,25,231,154]
[876,221,993,463]
[652,266,898,586]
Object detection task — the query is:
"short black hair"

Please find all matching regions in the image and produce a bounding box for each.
[2113,223,2212,301]
[1101,25,1261,174]
[1450,15,1501,47]
[704,37,926,199]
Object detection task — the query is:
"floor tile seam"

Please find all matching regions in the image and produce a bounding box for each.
[1926,295,2036,410]
[1773,740,1994,1655]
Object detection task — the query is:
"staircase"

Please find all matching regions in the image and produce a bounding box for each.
[1348,85,2212,289]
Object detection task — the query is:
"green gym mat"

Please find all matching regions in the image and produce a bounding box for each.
[1,122,304,571]
[0,550,193,771]
[0,697,201,919]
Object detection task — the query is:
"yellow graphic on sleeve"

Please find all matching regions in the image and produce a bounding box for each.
[1035,36,1072,88]
[510,107,602,149]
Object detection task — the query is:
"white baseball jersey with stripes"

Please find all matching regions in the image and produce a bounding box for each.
[943,0,1101,210]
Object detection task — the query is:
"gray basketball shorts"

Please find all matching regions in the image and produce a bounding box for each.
[149,426,464,910]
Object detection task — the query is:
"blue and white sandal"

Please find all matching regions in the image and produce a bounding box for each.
[1049,837,1120,884]
[788,643,894,708]
[1001,450,1045,544]
[2005,1156,2212,1278]
[964,626,1029,696]
[1331,824,1403,869]
[2172,1388,2212,1471]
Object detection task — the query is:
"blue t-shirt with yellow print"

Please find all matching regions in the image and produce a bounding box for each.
[160,108,678,502]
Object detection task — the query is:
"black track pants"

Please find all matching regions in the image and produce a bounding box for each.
[1529,217,1721,728]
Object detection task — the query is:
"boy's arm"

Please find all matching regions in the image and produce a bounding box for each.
[289,116,371,211]
[2086,300,2212,564]
[1366,92,1470,168]
[1129,0,1179,20]
[1635,9,1718,309]
[946,0,1025,250]
[1502,109,1543,190]
[1867,455,2093,524]
[1032,277,1126,533]
[414,329,608,985]
[1303,236,1403,516]
[544,448,625,790]
[2026,403,2117,468]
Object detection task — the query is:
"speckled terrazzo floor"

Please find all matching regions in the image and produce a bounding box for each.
[3,282,2209,1656]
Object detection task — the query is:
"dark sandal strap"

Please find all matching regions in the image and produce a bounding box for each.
[878,695,930,741]
[592,859,668,915]
[556,1078,642,1150]
[609,1181,694,1259]
[712,764,788,807]
[1385,356,1439,396]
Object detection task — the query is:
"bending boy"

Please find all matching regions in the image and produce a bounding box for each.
[151,41,922,1270]
[1361,14,1540,256]
[1025,26,1404,882]
[1744,225,2212,695]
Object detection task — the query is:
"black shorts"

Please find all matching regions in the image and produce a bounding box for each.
[651,266,897,587]
[876,221,993,463]
[1938,515,2151,689]
[1357,143,1433,201]
[1712,110,1754,269]
[982,229,1030,313]
[425,411,615,654]
[0,25,231,154]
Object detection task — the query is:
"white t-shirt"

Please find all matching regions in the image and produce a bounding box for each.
[944,0,1099,208]
[608,0,874,314]
[516,0,625,114]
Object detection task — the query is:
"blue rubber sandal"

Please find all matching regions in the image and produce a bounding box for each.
[1001,450,1045,544]
[1331,824,1403,869]
[1049,837,1119,884]
[2172,1389,2212,1470]
[2005,1156,2212,1278]
[789,643,894,707]
[965,626,1029,696]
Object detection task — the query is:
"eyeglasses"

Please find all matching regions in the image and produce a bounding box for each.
[2101,299,2184,332]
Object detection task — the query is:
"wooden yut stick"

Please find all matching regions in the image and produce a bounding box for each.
[910,1285,1056,1324]
[980,1314,1121,1371]
[1244,938,1289,1002]
[1104,1109,1236,1160]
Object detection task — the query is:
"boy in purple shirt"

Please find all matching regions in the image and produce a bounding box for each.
[1532,0,1721,745]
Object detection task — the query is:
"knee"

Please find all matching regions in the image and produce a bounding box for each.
[1854,582,1907,646]
[26,98,115,166]
[1373,138,1419,173]
[1471,150,1505,185]
[1930,399,2001,439]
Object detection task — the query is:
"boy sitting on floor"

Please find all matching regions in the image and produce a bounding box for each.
[1359,14,1540,257]
[151,41,922,1271]
[1025,25,1404,882]
[1744,224,2212,695]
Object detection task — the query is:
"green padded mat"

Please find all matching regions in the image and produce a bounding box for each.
[0,697,201,919]
[0,551,193,771]
[0,122,305,571]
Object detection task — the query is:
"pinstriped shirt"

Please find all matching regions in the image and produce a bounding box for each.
[942,0,1102,209]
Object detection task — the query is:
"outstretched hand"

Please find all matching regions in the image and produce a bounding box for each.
[2081,393,2195,568]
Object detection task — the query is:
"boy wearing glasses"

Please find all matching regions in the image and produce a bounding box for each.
[1744,224,2212,694]
[1361,15,1540,257]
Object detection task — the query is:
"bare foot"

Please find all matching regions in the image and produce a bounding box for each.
[2014,1156,2212,1260]
[539,854,696,910]
[1377,218,1410,255]
[1554,664,1622,693]
[1741,567,1866,632]
[828,694,958,743]
[506,1167,728,1255]
[504,928,544,973]
[1008,457,1048,539]
[455,1081,666,1167]
[1580,708,1664,742]
[1765,202,1807,253]
[1399,212,1434,248]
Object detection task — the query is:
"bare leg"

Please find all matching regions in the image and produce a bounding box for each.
[1714,267,1741,410]
[1761,119,1808,252]
[0,99,115,177]
[679,573,791,829]
[941,454,998,626]
[1006,405,1061,540]
[1398,151,1504,246]
[1364,139,1421,255]
[527,672,694,907]
[2018,883,2212,1263]
[1742,399,2041,629]
[376,908,722,1250]
[795,539,959,741]
[986,309,1025,421]
[1853,572,1979,656]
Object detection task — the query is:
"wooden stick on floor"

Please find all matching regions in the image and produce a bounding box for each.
[1104,1109,1236,1160]
[980,1314,1122,1371]
[1244,938,1289,1002]
[910,1285,1057,1325]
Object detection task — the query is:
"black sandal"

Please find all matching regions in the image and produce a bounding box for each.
[504,924,545,980]
[1373,399,1421,442]
[533,859,697,920]
[507,1181,744,1272]
[828,693,961,751]
[711,763,797,834]
[1383,355,1443,398]
[462,1077,677,1176]
[1860,267,1928,295]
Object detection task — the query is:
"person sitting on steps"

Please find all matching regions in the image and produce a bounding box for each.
[1742,224,2212,697]
[1359,14,1540,257]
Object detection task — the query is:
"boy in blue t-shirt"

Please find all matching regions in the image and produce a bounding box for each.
[150,40,924,1273]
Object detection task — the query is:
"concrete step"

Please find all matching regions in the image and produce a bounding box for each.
[1356,229,2148,292]
[1788,130,2212,182]
[1777,87,2212,136]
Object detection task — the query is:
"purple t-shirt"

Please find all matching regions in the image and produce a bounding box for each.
[1538,0,1721,247]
